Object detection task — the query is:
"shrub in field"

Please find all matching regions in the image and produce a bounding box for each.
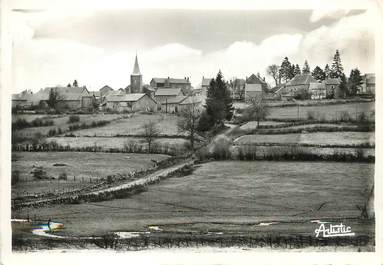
[12,170,20,185]
[209,135,232,160]
[58,172,68,180]
[339,111,352,122]
[306,110,315,120]
[31,166,48,180]
[68,115,80,123]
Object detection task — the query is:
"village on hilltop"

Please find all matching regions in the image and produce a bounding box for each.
[12,50,375,115]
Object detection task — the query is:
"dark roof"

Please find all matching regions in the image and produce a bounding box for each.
[155,88,182,96]
[100,85,114,92]
[42,86,88,94]
[106,93,150,102]
[246,74,266,85]
[151,78,190,84]
[286,74,317,86]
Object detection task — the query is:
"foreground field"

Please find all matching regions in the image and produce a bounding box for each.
[12,152,170,197]
[13,161,374,237]
[234,131,374,146]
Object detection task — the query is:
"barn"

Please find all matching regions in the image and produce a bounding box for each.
[105,93,157,112]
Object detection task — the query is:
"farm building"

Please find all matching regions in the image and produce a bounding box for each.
[150,77,192,94]
[159,95,202,113]
[309,82,326,99]
[12,90,33,109]
[359,73,375,95]
[155,88,183,105]
[323,78,341,98]
[105,93,157,112]
[100,85,114,96]
[244,83,263,102]
[246,74,268,92]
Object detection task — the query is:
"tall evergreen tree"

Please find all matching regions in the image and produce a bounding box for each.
[324,64,331,78]
[203,71,233,129]
[312,66,326,81]
[338,73,348,98]
[348,68,363,96]
[330,50,344,78]
[293,64,301,76]
[280,57,293,82]
[302,60,310,74]
[73,80,78,87]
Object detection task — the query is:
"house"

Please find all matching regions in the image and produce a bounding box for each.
[283,74,317,99]
[359,73,375,95]
[154,88,183,105]
[201,77,213,97]
[12,90,33,109]
[323,78,341,98]
[159,95,202,113]
[231,78,246,100]
[105,93,157,112]
[309,82,326,99]
[150,77,192,93]
[244,83,263,102]
[246,74,268,92]
[100,85,114,97]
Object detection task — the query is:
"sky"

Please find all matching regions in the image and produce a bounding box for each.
[9,0,379,92]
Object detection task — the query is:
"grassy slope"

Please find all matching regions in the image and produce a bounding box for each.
[13,161,374,237]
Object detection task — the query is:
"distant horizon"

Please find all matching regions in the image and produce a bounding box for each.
[11,7,375,93]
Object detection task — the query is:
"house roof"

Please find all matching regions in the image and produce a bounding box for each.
[309,82,326,90]
[246,74,266,85]
[202,77,213,86]
[162,96,187,104]
[155,88,182,96]
[106,93,148,102]
[151,78,190,84]
[179,96,202,105]
[89,91,101,97]
[324,78,341,85]
[245,83,262,92]
[132,55,141,75]
[286,74,317,86]
[100,85,113,92]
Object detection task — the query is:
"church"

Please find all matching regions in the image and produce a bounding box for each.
[127,54,143,93]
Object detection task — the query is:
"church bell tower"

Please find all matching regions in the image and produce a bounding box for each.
[130,54,142,93]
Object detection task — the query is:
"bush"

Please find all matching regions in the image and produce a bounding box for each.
[210,135,232,160]
[339,111,351,122]
[306,110,315,120]
[12,171,20,185]
[68,115,80,123]
[31,166,48,180]
[58,172,68,180]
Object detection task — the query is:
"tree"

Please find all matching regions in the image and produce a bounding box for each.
[280,57,294,82]
[312,66,326,81]
[330,50,344,78]
[348,68,363,96]
[302,60,310,74]
[204,71,233,129]
[324,64,331,78]
[142,121,160,153]
[67,83,71,87]
[242,98,270,127]
[73,79,78,87]
[47,89,63,109]
[266,64,281,86]
[177,98,201,150]
[293,64,301,76]
[338,73,348,98]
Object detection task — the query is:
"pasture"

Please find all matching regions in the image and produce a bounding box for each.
[234,132,374,146]
[12,152,170,197]
[267,102,374,121]
[69,113,182,137]
[12,161,374,237]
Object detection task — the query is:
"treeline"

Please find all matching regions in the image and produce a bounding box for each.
[12,118,54,130]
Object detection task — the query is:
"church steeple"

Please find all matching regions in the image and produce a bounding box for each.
[132,54,141,76]
[130,54,143,93]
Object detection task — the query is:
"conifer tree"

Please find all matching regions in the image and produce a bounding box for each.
[293,64,301,76]
[302,60,311,74]
[280,57,293,82]
[330,50,344,78]
[312,66,326,81]
[324,64,331,78]
[348,68,363,96]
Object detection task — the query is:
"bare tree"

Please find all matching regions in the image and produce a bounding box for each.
[242,98,270,127]
[266,64,281,86]
[142,121,160,153]
[177,99,201,150]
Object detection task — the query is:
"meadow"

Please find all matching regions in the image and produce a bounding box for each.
[12,161,374,237]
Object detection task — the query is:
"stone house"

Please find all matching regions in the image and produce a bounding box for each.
[309,82,326,99]
[323,78,341,98]
[105,93,157,112]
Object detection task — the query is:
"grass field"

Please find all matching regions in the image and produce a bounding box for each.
[12,161,373,237]
[12,152,170,197]
[267,102,374,121]
[13,114,123,138]
[234,132,374,146]
[69,113,182,137]
[46,136,188,150]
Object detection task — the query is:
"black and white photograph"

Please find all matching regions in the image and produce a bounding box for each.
[1,0,382,264]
